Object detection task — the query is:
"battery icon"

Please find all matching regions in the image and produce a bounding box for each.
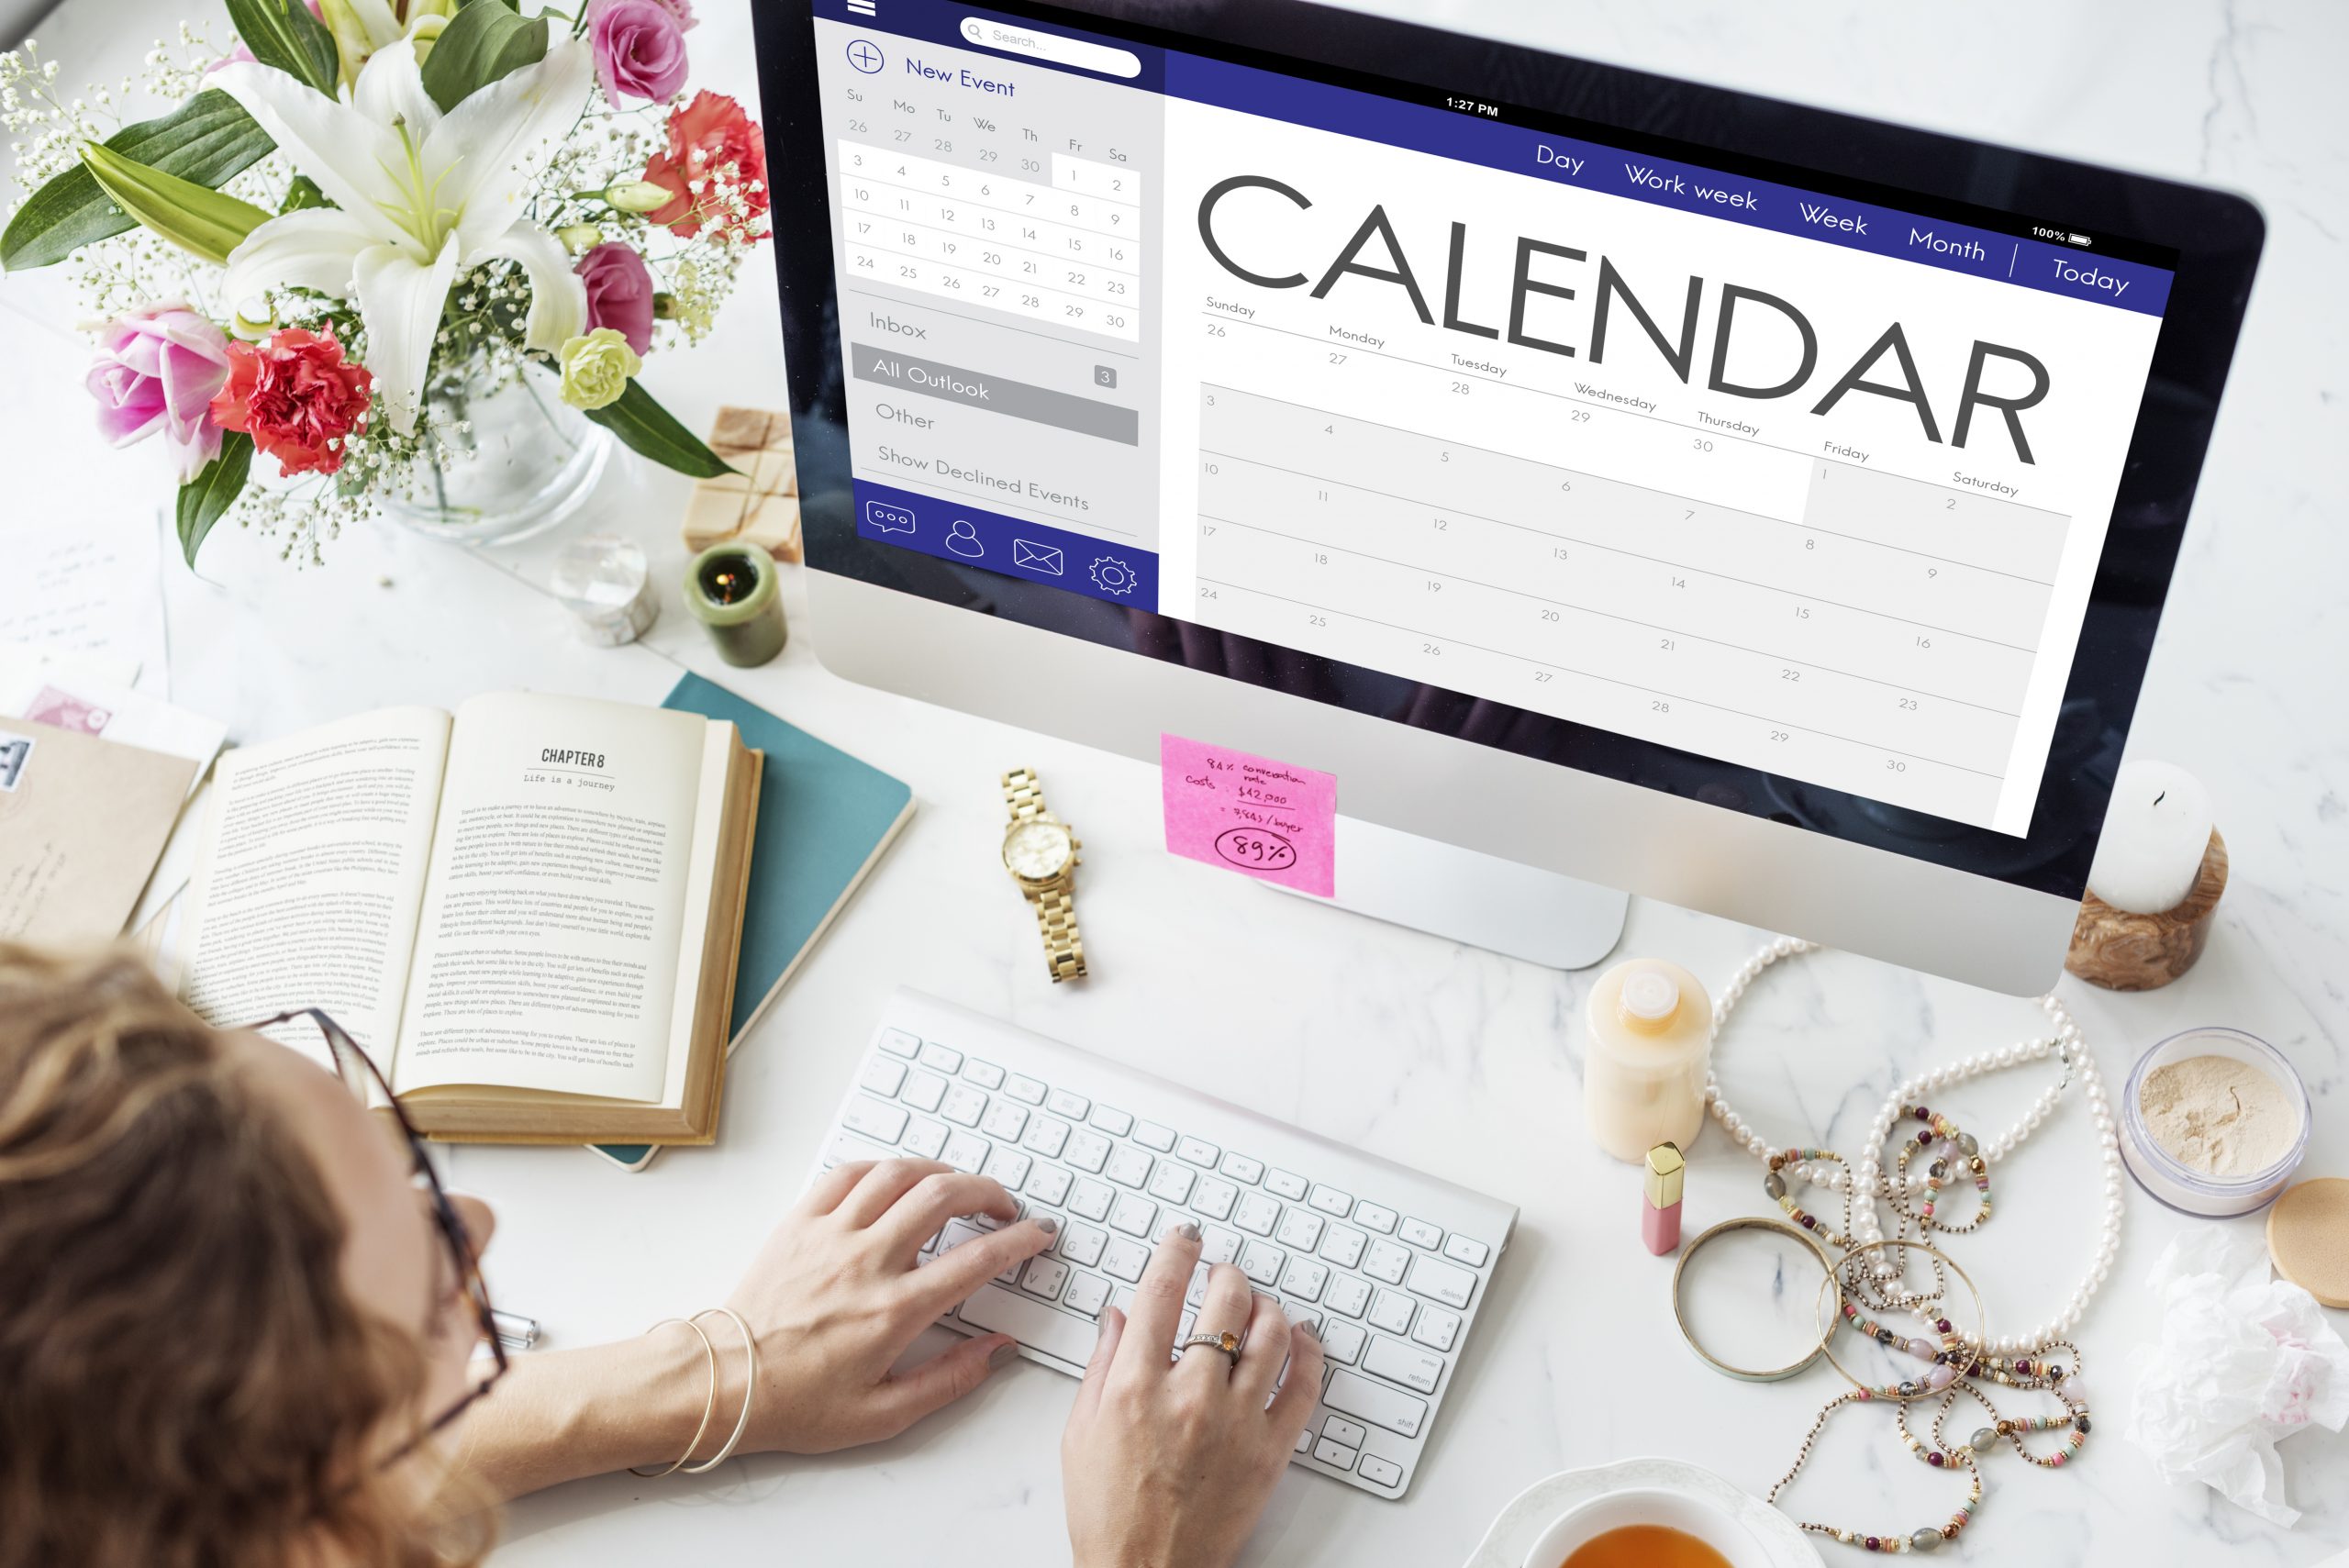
[2065,232,2093,246]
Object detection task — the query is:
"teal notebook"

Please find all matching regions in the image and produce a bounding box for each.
[590,673,915,1171]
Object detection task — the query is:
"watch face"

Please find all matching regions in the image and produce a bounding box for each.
[1004,819,1074,880]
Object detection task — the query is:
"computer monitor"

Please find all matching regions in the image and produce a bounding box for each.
[749,0,2262,994]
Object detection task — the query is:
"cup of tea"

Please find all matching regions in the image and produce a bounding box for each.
[1523,1486,1769,1568]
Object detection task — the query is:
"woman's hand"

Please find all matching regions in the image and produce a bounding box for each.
[725,1157,1058,1453]
[1062,1223,1325,1568]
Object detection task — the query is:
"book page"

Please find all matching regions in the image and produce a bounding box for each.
[178,707,452,1061]
[390,693,712,1103]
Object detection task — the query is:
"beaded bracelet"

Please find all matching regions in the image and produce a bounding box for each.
[627,1317,719,1478]
[1813,1239,1987,1403]
[1671,1217,1841,1383]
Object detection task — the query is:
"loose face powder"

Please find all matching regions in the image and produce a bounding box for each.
[2140,1053,2299,1176]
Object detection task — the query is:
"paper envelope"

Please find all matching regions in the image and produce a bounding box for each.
[0,717,196,945]
[1012,539,1064,575]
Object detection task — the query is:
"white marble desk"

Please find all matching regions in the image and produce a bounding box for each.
[3,1,2345,1564]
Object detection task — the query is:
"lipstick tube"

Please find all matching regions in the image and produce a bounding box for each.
[1643,1141,1686,1255]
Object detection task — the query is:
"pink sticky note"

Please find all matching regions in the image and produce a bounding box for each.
[1161,733,1336,896]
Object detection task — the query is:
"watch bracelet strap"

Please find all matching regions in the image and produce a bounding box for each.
[1028,883,1086,983]
[1003,766,1049,822]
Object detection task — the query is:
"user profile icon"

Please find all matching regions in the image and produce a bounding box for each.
[945,518,985,558]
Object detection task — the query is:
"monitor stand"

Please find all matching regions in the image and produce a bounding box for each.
[1267,815,1629,970]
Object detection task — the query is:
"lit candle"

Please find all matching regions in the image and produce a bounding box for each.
[2087,760,2213,914]
[685,543,788,667]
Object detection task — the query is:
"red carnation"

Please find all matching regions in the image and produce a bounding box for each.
[641,91,769,242]
[207,326,373,477]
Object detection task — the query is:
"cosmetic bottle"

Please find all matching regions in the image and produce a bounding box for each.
[1583,957,1712,1164]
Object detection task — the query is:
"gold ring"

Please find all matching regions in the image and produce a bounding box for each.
[1174,1329,1241,1367]
[1671,1217,1839,1383]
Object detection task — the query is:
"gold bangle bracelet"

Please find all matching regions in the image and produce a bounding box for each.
[627,1317,719,1478]
[1671,1217,1839,1383]
[1812,1237,1987,1403]
[681,1307,759,1474]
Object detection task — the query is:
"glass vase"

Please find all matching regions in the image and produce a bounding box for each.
[379,361,612,546]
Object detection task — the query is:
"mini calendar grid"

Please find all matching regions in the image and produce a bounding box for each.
[836,141,1144,340]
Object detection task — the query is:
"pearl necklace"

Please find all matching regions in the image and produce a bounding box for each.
[1703,937,2125,1354]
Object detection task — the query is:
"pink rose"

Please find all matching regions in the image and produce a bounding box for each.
[588,0,690,103]
[575,242,656,356]
[85,302,232,483]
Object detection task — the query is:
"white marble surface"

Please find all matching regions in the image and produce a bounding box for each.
[5,0,2347,1563]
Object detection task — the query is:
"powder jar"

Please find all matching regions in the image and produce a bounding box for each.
[2120,1026,2310,1217]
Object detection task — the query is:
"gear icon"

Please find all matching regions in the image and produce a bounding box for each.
[1088,554,1140,597]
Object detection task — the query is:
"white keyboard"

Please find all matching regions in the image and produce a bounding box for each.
[808,990,1517,1500]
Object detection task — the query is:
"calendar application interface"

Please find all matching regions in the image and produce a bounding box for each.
[813,2,2174,835]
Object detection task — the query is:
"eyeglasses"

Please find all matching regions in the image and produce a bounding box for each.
[241,1007,510,1467]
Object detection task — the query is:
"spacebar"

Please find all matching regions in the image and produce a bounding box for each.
[956,1284,1098,1366]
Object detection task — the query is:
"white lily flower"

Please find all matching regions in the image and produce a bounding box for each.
[212,37,593,436]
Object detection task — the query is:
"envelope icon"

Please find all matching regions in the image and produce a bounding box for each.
[1012,539,1064,575]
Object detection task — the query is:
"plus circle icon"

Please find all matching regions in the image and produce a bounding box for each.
[846,39,885,73]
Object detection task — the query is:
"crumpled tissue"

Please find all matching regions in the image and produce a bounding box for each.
[2125,1227,2349,1526]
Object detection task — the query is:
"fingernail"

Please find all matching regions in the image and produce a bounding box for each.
[1033,1216,1060,1235]
[989,1340,1019,1368]
[1294,1320,1319,1343]
[1168,1221,1201,1242]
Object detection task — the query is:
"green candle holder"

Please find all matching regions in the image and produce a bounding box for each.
[685,543,788,667]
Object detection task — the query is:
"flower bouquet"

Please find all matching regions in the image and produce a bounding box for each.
[1,0,767,564]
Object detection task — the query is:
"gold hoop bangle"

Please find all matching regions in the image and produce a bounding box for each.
[682,1307,760,1474]
[1671,1218,1839,1383]
[1813,1238,1988,1403]
[627,1317,718,1477]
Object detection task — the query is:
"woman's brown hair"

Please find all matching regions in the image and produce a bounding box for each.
[0,945,482,1568]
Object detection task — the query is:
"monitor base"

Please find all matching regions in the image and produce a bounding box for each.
[1268,816,1629,971]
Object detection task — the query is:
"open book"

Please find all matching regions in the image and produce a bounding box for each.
[176,693,761,1144]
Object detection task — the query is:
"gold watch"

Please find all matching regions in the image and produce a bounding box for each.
[1000,767,1085,982]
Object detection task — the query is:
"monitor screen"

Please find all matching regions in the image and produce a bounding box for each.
[764,0,2255,901]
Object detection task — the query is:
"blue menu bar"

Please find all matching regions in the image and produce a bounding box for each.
[852,479,1162,607]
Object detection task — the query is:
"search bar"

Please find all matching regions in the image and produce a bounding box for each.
[960,17,1141,78]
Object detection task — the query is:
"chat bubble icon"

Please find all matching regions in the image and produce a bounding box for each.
[863,500,918,536]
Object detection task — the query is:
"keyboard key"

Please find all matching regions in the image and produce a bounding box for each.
[823,1132,890,1169]
[1406,1254,1477,1310]
[982,1148,1032,1191]
[1134,1120,1177,1152]
[1399,1218,1443,1250]
[1324,1369,1428,1438]
[1046,1088,1090,1119]
[1019,1257,1070,1301]
[979,1101,1030,1141]
[1219,1151,1264,1184]
[1275,1208,1325,1251]
[878,1028,922,1057]
[936,1218,985,1256]
[1442,1234,1492,1268]
[1026,1163,1073,1207]
[1308,1184,1354,1218]
[1105,1146,1153,1188]
[1068,1178,1114,1221]
[963,1058,1006,1089]
[1191,1176,1239,1220]
[942,1131,990,1172]
[1281,1257,1330,1301]
[1109,1193,1159,1237]
[859,1056,908,1095]
[1100,1237,1150,1282]
[1063,1271,1109,1318]
[1177,1135,1221,1168]
[957,1284,1097,1364]
[1266,1169,1309,1201]
[1411,1307,1463,1352]
[1064,1130,1112,1173]
[1324,1274,1372,1318]
[1321,1318,1367,1364]
[1357,1452,1404,1489]
[903,1118,949,1159]
[918,1041,963,1073]
[841,1095,907,1144]
[1313,1437,1359,1470]
[1323,1415,1369,1450]
[1354,1202,1399,1234]
[1059,1222,1108,1267]
[1364,1336,1444,1396]
[1366,1290,1416,1336]
[1199,1227,1242,1265]
[1089,1105,1134,1136]
[1147,1162,1196,1207]
[1320,1227,1367,1269]
[1004,1073,1048,1106]
[1363,1239,1411,1284]
[1234,1192,1281,1236]
[1240,1240,1286,1285]
[1281,1302,1322,1336]
[901,1071,948,1113]
[1186,1262,1211,1306]
[941,1084,988,1128]
[1294,1429,1313,1455]
[1023,1117,1070,1159]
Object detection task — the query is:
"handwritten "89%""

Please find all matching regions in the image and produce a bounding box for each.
[1213,827,1297,872]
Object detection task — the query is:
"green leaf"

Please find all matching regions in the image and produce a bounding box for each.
[80,143,272,267]
[1,91,273,272]
[177,432,255,567]
[282,173,329,214]
[225,0,340,95]
[419,0,551,114]
[583,383,737,479]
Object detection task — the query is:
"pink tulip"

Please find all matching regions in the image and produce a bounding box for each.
[86,303,232,483]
